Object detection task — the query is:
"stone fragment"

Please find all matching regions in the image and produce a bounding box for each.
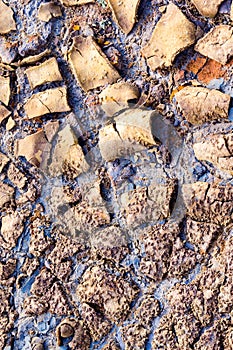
[0,182,14,209]
[19,49,51,65]
[76,265,139,322]
[38,2,62,22]
[49,124,89,177]
[0,104,11,124]
[174,86,230,125]
[0,0,16,34]
[43,120,60,142]
[121,323,150,350]
[141,3,196,70]
[121,180,177,228]
[25,57,63,89]
[191,0,224,17]
[6,117,15,131]
[68,36,120,91]
[99,82,140,116]
[195,25,233,65]
[15,129,51,168]
[24,87,70,119]
[61,0,93,5]
[99,108,157,161]
[182,181,233,226]
[1,212,24,249]
[231,2,233,21]
[0,76,10,105]
[7,163,27,189]
[0,37,17,64]
[0,152,9,172]
[107,0,140,34]
[193,132,233,175]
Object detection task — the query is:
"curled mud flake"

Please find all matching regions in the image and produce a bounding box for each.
[99,108,157,161]
[18,49,51,65]
[121,180,177,228]
[195,25,233,65]
[81,302,112,340]
[0,75,10,106]
[107,0,140,34]
[90,226,129,262]
[186,218,221,254]
[0,182,14,209]
[0,151,9,172]
[0,212,24,250]
[61,0,93,5]
[7,163,27,189]
[141,3,196,70]
[76,265,139,323]
[182,182,233,226]
[193,132,233,175]
[191,0,224,17]
[38,2,62,22]
[68,36,120,92]
[0,0,16,34]
[25,57,63,89]
[0,104,11,124]
[24,87,70,119]
[99,81,140,116]
[49,124,89,177]
[174,86,230,125]
[15,129,51,168]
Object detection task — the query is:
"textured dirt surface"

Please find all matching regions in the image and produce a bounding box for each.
[0,0,233,349]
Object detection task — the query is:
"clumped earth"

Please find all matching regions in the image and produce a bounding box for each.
[0,0,233,349]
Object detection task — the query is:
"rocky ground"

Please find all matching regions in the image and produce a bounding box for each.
[1,0,233,349]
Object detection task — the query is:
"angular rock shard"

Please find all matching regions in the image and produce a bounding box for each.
[68,36,120,92]
[141,3,196,70]
[0,76,10,105]
[0,104,11,124]
[61,0,93,5]
[99,108,157,161]
[107,0,140,34]
[174,86,230,125]
[99,81,139,116]
[0,152,9,172]
[24,87,70,119]
[15,129,51,168]
[38,2,62,22]
[193,131,233,175]
[25,57,63,89]
[0,0,16,34]
[195,25,233,65]
[191,0,224,17]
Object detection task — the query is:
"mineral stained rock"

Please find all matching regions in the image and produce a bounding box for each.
[68,36,120,91]
[107,0,141,34]
[174,86,230,124]
[141,3,196,70]
[195,25,233,65]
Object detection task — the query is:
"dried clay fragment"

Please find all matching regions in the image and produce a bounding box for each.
[25,57,63,89]
[193,132,233,175]
[24,87,70,119]
[191,0,224,17]
[49,124,89,177]
[61,0,93,5]
[99,82,140,116]
[68,36,120,91]
[38,2,62,22]
[141,3,196,70]
[0,104,11,124]
[0,182,14,209]
[15,129,51,168]
[174,86,230,125]
[99,108,157,161]
[0,0,16,34]
[0,76,10,105]
[195,25,233,65]
[107,0,140,34]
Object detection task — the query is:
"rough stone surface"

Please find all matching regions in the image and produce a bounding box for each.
[0,0,16,34]
[191,0,224,17]
[107,0,140,34]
